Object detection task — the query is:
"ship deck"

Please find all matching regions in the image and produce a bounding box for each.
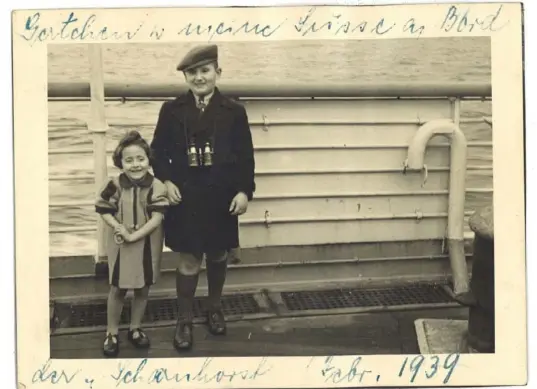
[50,306,467,359]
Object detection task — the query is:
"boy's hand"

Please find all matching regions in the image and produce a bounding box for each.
[164,180,182,205]
[229,192,248,216]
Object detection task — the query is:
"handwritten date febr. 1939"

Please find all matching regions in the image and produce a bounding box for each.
[398,353,460,384]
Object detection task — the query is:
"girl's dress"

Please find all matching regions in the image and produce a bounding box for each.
[95,173,169,289]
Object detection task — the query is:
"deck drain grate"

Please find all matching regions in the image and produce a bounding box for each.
[64,294,260,328]
[281,283,452,311]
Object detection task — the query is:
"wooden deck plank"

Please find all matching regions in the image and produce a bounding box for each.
[51,311,403,359]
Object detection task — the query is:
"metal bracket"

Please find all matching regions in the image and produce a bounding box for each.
[264,210,271,228]
[262,114,270,131]
[421,164,428,187]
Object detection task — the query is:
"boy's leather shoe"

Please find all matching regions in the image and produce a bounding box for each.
[207,309,227,335]
[173,322,193,351]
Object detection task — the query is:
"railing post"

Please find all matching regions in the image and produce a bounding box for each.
[451,96,461,127]
[87,44,109,276]
[404,118,470,297]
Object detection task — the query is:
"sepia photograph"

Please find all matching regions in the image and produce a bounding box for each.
[12,3,526,388]
[47,37,493,358]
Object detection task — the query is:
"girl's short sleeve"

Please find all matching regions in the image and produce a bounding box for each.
[95,178,119,215]
[147,179,169,213]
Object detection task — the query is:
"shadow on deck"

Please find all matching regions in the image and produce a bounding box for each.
[50,307,468,359]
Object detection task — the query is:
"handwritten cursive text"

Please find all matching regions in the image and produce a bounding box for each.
[440,5,508,33]
[19,12,145,46]
[32,360,80,385]
[111,357,272,386]
[295,7,395,37]
[320,356,374,384]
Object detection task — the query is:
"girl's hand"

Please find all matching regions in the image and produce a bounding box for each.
[115,225,129,236]
[114,225,133,244]
[122,232,136,243]
[114,232,125,244]
[229,192,248,216]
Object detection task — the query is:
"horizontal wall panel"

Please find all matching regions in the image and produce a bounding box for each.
[49,180,90,203]
[49,194,449,228]
[246,194,449,221]
[50,208,96,229]
[49,154,119,177]
[49,146,450,176]
[49,231,96,257]
[242,99,452,123]
[251,124,449,147]
[238,217,447,248]
[254,148,449,171]
[48,171,451,203]
[255,171,450,195]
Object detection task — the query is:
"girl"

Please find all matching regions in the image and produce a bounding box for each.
[95,130,169,357]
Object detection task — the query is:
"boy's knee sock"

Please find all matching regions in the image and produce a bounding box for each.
[176,271,199,324]
[206,253,228,310]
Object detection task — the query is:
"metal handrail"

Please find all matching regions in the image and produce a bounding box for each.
[48,141,493,155]
[48,117,491,129]
[48,81,492,98]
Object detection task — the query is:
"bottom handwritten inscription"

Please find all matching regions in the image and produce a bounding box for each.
[398,354,460,384]
[308,354,461,385]
[321,356,373,384]
[112,357,272,386]
[29,354,459,387]
[32,360,80,385]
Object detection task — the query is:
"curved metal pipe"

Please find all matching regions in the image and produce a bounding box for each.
[404,119,470,296]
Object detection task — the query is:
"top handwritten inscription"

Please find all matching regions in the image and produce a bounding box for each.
[18,12,285,46]
[16,5,507,46]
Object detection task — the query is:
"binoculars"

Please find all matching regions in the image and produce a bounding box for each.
[188,142,213,167]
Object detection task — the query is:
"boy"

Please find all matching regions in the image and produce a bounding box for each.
[150,44,255,351]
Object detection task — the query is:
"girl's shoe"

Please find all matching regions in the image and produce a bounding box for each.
[103,333,119,357]
[128,328,150,349]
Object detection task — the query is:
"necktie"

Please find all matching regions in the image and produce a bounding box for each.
[197,96,206,112]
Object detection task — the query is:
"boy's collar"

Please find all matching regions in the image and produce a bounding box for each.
[174,87,228,108]
[194,89,214,104]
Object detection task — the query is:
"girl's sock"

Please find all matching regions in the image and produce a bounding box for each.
[107,286,126,335]
[130,286,150,332]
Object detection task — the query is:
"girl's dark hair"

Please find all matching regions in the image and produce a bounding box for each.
[112,130,153,169]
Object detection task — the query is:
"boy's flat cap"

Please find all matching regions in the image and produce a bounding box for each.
[177,44,218,71]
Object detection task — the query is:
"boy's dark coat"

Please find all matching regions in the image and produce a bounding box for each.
[150,87,255,253]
